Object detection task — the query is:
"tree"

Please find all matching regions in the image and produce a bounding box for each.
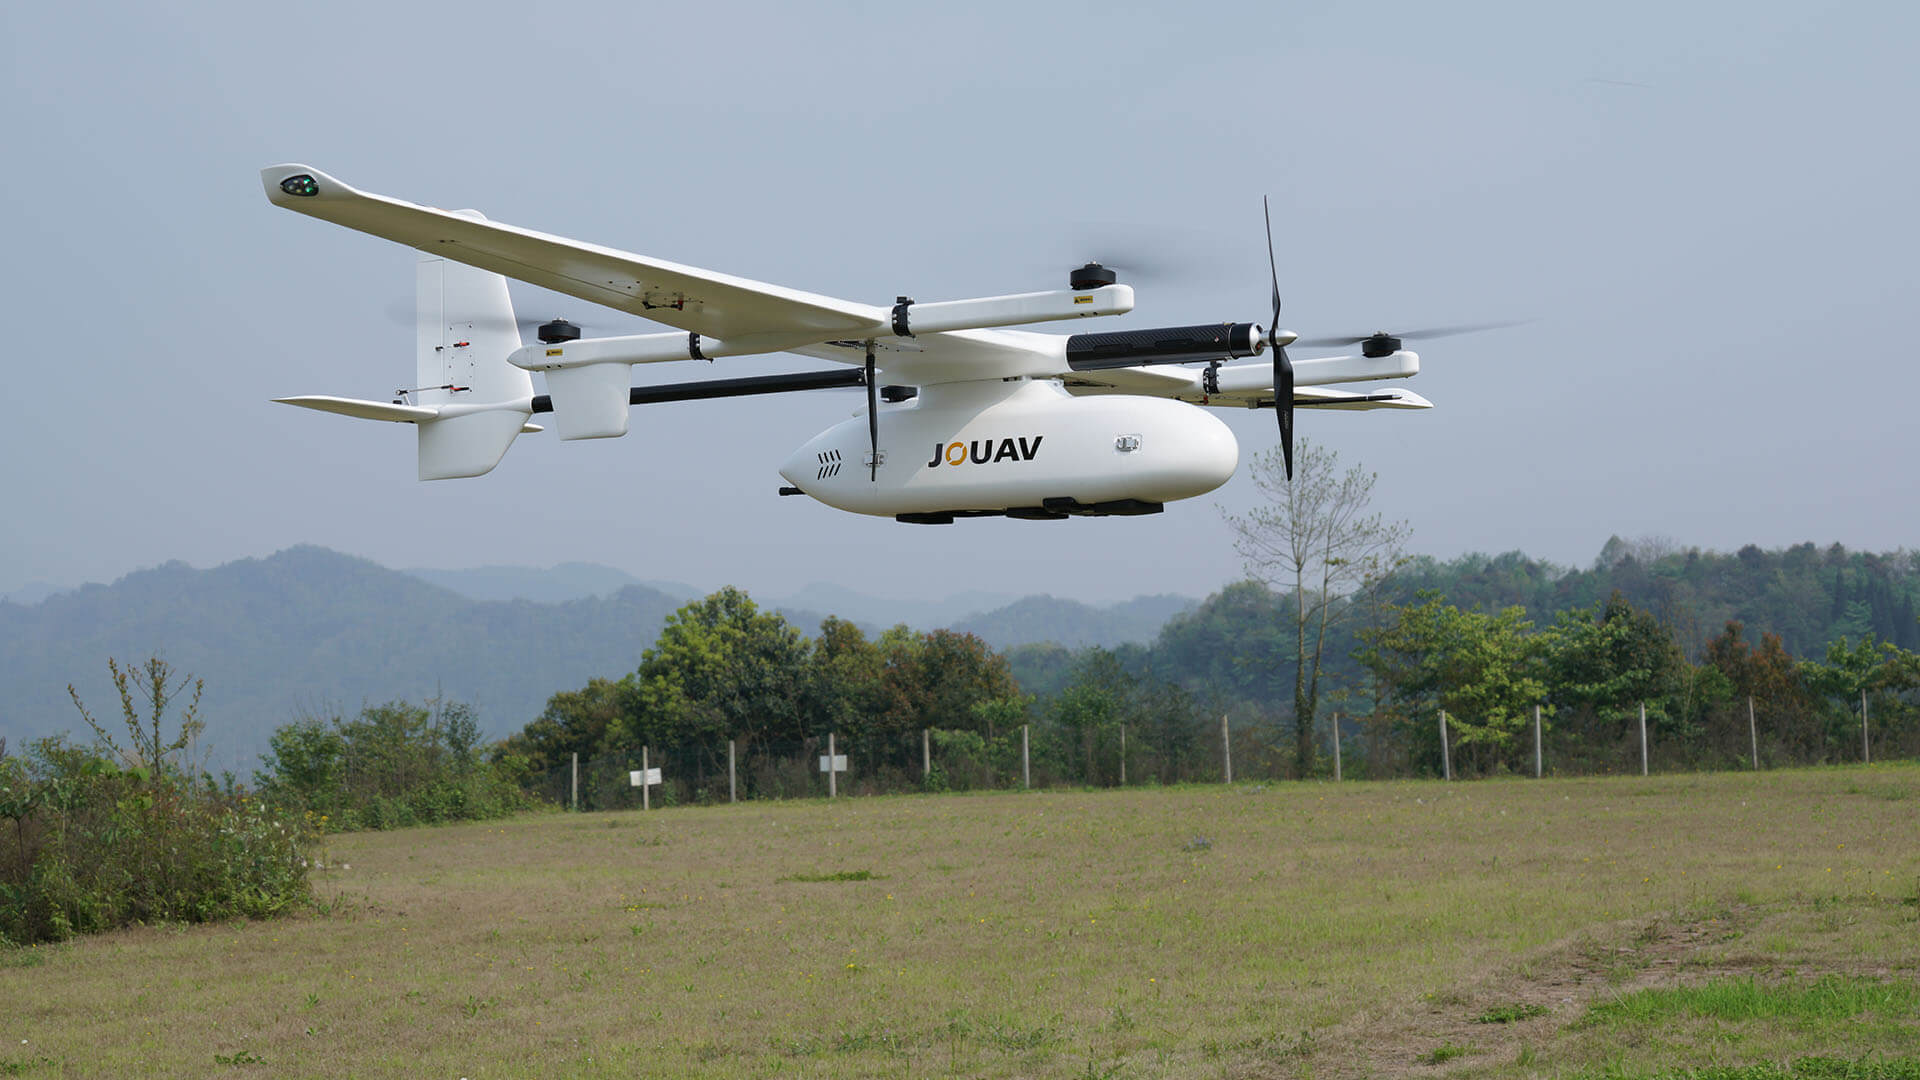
[1223,438,1409,775]
[613,588,810,752]
[499,676,631,773]
[1545,591,1689,752]
[867,626,1018,740]
[1355,593,1547,774]
[1799,635,1920,761]
[805,617,886,741]
[66,656,204,777]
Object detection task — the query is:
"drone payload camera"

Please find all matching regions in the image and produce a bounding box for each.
[261,165,1498,523]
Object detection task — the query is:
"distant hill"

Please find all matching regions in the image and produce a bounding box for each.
[403,562,697,605]
[952,593,1198,650]
[1,581,66,606]
[0,547,684,769]
[771,582,1019,629]
[404,567,1022,631]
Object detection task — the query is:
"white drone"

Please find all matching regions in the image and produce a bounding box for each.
[262,165,1471,524]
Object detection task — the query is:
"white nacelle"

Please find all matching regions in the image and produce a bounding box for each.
[780,380,1238,518]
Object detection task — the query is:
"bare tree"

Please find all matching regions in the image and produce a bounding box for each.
[1223,438,1410,775]
[68,656,205,776]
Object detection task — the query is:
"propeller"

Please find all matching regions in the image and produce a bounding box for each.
[1262,196,1295,482]
[865,344,879,482]
[1294,321,1527,355]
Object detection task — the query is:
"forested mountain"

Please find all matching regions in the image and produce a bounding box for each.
[0,548,686,766]
[402,562,676,604]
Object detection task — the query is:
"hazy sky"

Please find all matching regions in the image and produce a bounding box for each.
[3,1,1914,605]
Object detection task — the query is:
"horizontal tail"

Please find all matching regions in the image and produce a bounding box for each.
[274,397,544,480]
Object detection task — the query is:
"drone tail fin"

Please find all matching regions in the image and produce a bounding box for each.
[406,239,536,479]
[276,236,537,481]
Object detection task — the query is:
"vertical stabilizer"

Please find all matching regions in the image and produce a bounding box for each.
[415,221,534,406]
[408,219,535,479]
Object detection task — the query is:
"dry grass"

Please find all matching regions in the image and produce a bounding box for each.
[3,764,1917,1077]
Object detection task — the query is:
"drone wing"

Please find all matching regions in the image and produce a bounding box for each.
[260,164,886,342]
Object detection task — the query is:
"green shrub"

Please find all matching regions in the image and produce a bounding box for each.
[254,699,536,833]
[1,738,313,945]
[0,658,316,946]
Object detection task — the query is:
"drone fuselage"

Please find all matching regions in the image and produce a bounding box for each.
[779,379,1237,519]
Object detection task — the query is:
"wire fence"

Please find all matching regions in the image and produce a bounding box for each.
[528,699,1917,812]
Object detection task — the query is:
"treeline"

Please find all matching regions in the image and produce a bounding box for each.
[497,588,1025,786]
[1347,592,1920,776]
[504,543,1920,800]
[1388,538,1920,656]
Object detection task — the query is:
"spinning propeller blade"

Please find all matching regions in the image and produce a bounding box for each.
[1293,321,1528,349]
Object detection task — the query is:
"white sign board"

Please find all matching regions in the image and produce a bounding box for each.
[818,754,848,773]
[628,768,662,787]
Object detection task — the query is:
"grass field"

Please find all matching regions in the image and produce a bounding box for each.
[5,765,1919,1078]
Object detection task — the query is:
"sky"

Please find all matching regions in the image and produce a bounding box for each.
[2,1,1915,605]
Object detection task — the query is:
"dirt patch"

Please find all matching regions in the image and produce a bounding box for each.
[1288,901,1877,1078]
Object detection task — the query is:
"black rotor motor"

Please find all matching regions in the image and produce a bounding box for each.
[1069,262,1117,290]
[537,318,582,345]
[1360,333,1403,359]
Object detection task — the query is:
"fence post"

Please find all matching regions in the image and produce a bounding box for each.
[1533,704,1542,779]
[1332,712,1342,782]
[922,728,931,782]
[1638,702,1648,776]
[1119,725,1127,786]
[1862,688,1870,765]
[1021,724,1030,790]
[828,732,837,799]
[642,746,650,811]
[729,739,737,803]
[1747,696,1758,770]
[570,751,578,812]
[1222,715,1232,784]
[1439,709,1452,781]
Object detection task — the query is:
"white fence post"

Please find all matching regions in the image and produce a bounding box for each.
[570,751,578,812]
[1747,696,1758,770]
[1021,724,1030,790]
[1439,709,1452,781]
[922,728,930,781]
[828,732,837,799]
[729,739,737,803]
[1639,702,1648,776]
[1331,712,1342,782]
[1222,715,1232,785]
[1119,725,1127,786]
